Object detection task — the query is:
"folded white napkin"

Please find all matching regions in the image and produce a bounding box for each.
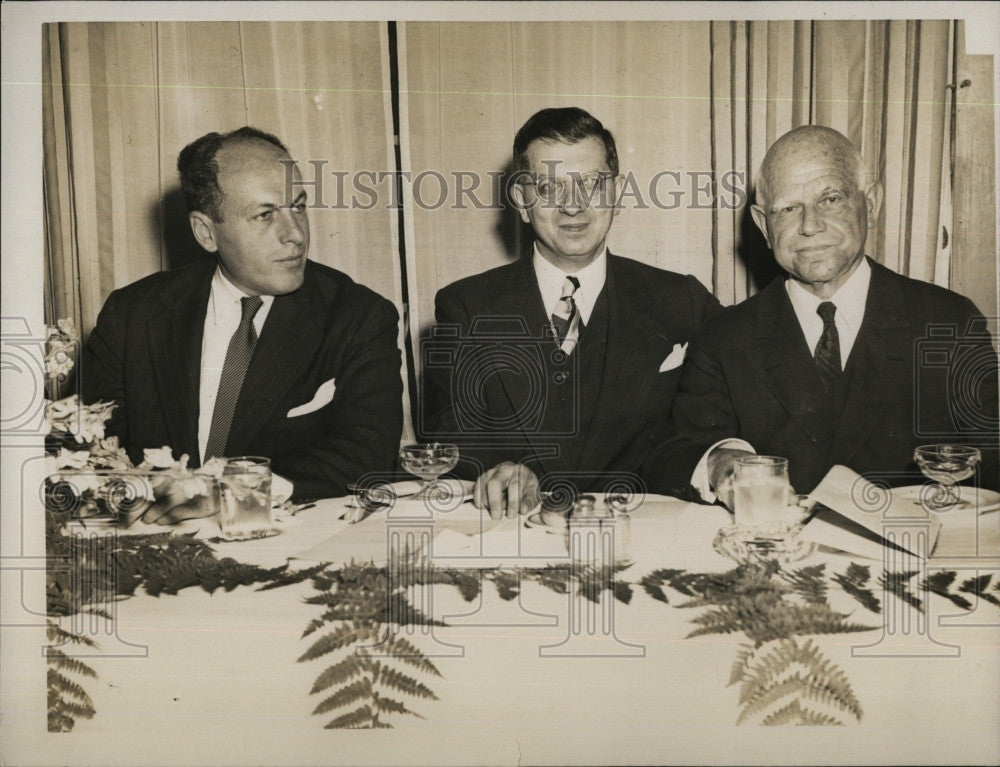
[806,465,941,559]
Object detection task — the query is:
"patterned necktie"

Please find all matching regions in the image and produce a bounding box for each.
[550,275,582,353]
[205,295,263,460]
[814,301,842,387]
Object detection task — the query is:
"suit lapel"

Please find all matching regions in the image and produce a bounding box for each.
[576,255,658,470]
[224,267,330,456]
[830,260,909,462]
[487,258,562,464]
[748,278,833,448]
[146,261,214,463]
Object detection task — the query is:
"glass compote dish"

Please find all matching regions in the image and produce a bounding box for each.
[913,444,981,510]
[399,443,460,499]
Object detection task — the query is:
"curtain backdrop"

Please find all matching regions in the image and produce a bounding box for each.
[43,21,402,335]
[43,20,997,434]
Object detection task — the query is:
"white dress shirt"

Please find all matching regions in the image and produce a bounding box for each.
[532,245,608,325]
[691,258,872,501]
[784,256,870,369]
[197,268,274,463]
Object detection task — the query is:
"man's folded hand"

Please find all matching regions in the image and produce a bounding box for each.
[472,462,540,519]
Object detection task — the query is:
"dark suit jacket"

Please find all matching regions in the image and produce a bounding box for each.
[82,258,403,500]
[421,253,722,491]
[643,258,999,496]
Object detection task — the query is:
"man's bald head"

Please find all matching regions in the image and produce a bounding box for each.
[755,125,871,211]
[749,124,883,299]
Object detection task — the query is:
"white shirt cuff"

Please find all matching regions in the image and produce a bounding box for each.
[691,439,756,503]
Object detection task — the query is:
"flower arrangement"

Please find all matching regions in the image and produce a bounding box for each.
[45,317,79,399]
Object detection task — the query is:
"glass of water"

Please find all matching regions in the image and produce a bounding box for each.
[733,455,790,527]
[219,456,274,540]
[714,455,814,564]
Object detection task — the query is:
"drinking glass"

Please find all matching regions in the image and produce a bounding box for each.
[219,456,274,540]
[398,443,459,498]
[733,455,790,527]
[914,444,981,509]
[714,455,815,564]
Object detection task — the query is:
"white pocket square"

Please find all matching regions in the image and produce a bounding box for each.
[658,342,688,373]
[287,378,336,418]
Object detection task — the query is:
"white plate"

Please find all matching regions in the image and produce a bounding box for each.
[893,485,1000,513]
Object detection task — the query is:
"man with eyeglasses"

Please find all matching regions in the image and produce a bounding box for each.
[422,107,721,518]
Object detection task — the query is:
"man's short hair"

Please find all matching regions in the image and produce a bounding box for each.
[177,126,288,222]
[513,107,620,177]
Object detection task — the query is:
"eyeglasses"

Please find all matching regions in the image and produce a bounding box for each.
[521,172,616,203]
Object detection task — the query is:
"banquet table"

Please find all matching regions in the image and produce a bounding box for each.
[4,492,1000,766]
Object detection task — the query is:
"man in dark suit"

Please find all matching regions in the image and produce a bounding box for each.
[643,125,998,505]
[421,107,721,517]
[83,127,403,502]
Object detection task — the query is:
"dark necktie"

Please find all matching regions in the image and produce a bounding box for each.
[550,275,581,353]
[204,295,263,460]
[814,301,841,387]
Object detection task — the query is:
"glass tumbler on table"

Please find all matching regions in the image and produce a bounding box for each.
[219,456,274,540]
[733,455,790,528]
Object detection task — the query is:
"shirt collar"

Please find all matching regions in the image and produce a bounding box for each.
[209,266,275,325]
[532,245,608,312]
[785,256,870,333]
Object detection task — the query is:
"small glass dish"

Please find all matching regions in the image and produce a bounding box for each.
[713,519,816,565]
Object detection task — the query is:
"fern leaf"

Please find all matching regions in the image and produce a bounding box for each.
[309,655,367,695]
[325,705,374,729]
[794,707,846,726]
[880,571,923,612]
[760,699,845,726]
[491,571,520,601]
[375,635,442,677]
[612,581,633,605]
[959,574,1000,607]
[298,623,367,662]
[313,679,370,715]
[377,666,438,700]
[47,669,94,707]
[728,644,756,687]
[301,617,326,638]
[46,649,98,678]
[921,571,973,610]
[639,574,669,604]
[832,569,881,614]
[374,696,416,717]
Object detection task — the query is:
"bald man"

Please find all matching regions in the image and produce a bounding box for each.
[83,127,403,502]
[642,125,998,503]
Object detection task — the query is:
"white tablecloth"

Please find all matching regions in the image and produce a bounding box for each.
[4,495,999,765]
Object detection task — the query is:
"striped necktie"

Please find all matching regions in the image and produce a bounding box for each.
[814,301,842,387]
[204,295,263,460]
[550,275,582,354]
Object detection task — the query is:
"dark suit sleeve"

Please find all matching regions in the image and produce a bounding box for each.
[419,288,469,441]
[641,321,738,496]
[80,288,129,442]
[270,297,403,500]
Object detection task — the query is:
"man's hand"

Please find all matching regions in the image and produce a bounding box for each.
[135,476,219,526]
[472,462,540,519]
[707,447,756,510]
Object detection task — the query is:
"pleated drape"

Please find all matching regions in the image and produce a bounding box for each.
[43,21,402,333]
